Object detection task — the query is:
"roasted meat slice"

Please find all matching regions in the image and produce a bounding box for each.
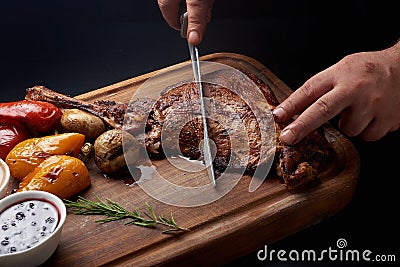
[145,69,277,175]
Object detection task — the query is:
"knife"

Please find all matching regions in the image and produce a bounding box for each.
[180,11,216,187]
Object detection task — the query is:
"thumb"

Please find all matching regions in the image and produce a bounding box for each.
[186,0,214,45]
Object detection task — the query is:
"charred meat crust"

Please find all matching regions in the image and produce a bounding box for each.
[275,128,332,190]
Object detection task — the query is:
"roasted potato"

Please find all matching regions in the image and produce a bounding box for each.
[17,155,91,199]
[6,132,85,181]
[94,129,140,174]
[61,109,105,139]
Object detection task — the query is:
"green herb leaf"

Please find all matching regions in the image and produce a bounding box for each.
[64,194,189,234]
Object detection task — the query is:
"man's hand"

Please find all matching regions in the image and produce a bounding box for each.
[273,42,400,144]
[157,0,215,45]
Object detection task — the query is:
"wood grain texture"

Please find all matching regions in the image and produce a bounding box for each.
[42,53,360,267]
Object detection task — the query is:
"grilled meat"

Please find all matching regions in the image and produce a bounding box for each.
[145,69,277,175]
[276,128,331,189]
[25,68,332,189]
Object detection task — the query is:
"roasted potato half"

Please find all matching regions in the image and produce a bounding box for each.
[61,109,106,139]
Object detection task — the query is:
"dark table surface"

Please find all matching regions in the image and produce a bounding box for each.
[1,1,399,266]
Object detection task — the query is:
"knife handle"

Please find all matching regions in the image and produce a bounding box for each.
[180,12,188,39]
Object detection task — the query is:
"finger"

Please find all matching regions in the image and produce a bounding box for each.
[273,67,335,122]
[186,0,214,45]
[360,116,400,141]
[390,123,400,132]
[279,89,348,145]
[338,107,373,137]
[359,119,387,141]
[158,0,182,30]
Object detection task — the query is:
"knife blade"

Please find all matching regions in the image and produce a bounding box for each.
[180,12,216,187]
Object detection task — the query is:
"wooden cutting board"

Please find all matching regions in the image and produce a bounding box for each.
[41,52,360,266]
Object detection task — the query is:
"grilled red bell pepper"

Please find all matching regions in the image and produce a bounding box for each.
[0,100,62,134]
[0,123,30,160]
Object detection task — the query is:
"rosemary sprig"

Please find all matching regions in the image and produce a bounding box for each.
[63,194,188,234]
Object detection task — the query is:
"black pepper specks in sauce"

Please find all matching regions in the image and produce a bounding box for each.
[0,199,59,255]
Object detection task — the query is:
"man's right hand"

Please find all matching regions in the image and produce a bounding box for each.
[157,0,215,45]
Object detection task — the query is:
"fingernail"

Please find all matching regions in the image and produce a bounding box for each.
[273,107,286,121]
[188,31,200,45]
[280,128,296,145]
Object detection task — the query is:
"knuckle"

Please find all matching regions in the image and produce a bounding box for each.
[352,78,370,91]
[189,18,203,27]
[338,54,355,69]
[187,15,205,28]
[363,61,378,74]
[187,0,209,8]
[293,117,307,131]
[301,81,315,98]
[187,0,212,22]
[282,98,298,114]
[314,98,332,117]
[157,0,169,9]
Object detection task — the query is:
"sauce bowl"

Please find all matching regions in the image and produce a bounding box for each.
[0,159,10,199]
[0,190,66,266]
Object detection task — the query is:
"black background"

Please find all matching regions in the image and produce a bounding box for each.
[1,1,399,266]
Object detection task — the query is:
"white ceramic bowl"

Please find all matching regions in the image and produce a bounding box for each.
[0,190,67,267]
[0,159,10,199]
